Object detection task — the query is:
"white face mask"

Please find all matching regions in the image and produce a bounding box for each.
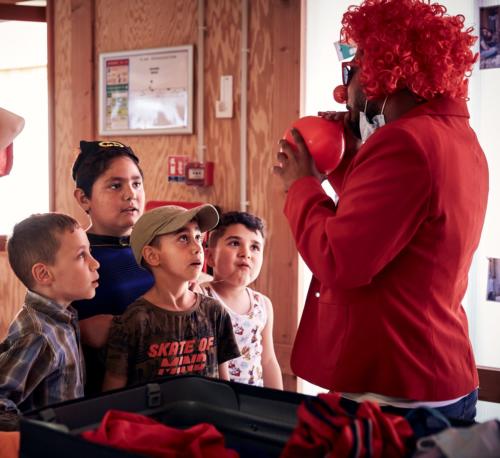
[359,97,388,143]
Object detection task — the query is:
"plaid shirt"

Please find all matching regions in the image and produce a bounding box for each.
[0,290,84,415]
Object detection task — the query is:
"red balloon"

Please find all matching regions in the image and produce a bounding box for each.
[283,116,344,175]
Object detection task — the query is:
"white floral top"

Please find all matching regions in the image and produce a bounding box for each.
[201,285,267,386]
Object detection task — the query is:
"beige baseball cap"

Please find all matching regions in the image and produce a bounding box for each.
[130,204,219,265]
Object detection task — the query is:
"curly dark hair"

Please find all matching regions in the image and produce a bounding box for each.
[208,211,265,248]
[341,0,477,100]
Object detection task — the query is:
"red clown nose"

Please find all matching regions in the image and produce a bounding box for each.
[283,116,344,175]
[333,85,347,104]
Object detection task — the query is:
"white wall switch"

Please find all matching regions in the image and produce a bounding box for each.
[215,75,233,118]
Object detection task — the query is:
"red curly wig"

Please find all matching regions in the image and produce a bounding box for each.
[341,0,477,100]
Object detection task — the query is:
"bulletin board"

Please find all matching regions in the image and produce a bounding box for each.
[98,45,193,136]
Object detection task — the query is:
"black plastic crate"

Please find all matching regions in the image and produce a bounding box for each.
[20,375,309,458]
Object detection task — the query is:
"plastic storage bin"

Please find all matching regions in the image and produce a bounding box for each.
[20,375,309,458]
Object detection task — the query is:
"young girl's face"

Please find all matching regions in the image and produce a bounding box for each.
[85,156,145,237]
[208,223,264,287]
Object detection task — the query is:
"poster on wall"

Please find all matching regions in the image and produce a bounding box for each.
[480,5,500,69]
[99,45,193,135]
[486,258,500,301]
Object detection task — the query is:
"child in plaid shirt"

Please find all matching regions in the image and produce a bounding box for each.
[0,213,99,430]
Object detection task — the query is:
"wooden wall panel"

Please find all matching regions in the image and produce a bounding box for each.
[478,366,500,402]
[0,254,25,340]
[53,0,92,227]
[93,0,203,207]
[204,0,241,212]
[247,0,300,390]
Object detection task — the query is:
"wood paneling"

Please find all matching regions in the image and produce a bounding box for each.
[204,0,241,211]
[248,0,300,364]
[71,0,94,148]
[1,0,301,391]
[53,0,93,227]
[94,0,202,208]
[478,366,500,403]
[0,254,26,340]
[49,0,80,227]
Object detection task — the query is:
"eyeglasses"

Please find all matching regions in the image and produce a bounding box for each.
[341,61,357,86]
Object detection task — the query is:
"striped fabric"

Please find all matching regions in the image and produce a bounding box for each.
[0,291,84,414]
[281,392,413,458]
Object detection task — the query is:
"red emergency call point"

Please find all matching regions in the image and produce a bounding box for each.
[185,161,214,187]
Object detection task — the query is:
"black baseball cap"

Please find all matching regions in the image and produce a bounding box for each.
[72,140,139,181]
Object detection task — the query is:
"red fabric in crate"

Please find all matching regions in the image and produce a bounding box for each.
[281,392,413,458]
[82,409,238,458]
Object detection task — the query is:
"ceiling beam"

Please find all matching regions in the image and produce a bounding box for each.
[0,4,46,22]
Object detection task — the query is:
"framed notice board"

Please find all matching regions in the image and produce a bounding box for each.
[98,45,193,136]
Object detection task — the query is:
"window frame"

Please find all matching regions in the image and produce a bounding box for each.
[0,2,52,250]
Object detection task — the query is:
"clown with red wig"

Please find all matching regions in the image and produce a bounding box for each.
[275,0,488,421]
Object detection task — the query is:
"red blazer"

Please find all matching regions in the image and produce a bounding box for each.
[284,97,488,401]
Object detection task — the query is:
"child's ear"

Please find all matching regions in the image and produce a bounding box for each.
[142,245,160,267]
[74,188,90,214]
[32,262,53,286]
[205,247,215,268]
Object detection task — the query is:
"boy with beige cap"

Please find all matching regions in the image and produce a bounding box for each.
[102,204,240,390]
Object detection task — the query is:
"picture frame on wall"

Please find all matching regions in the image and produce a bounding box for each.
[486,257,500,301]
[480,5,500,70]
[98,45,193,136]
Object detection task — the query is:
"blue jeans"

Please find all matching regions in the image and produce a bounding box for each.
[340,389,478,423]
[430,389,478,422]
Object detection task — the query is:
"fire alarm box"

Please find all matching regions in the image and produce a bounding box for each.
[185,161,214,187]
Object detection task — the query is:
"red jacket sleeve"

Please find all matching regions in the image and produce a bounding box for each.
[284,127,432,289]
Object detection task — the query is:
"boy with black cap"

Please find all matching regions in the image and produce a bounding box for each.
[71,140,153,395]
[102,205,240,390]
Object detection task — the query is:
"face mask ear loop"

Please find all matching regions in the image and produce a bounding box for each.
[380,96,388,115]
[363,98,368,112]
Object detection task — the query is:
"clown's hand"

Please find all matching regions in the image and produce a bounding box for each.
[273,128,317,193]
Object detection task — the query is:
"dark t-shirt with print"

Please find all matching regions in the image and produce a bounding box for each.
[106,293,240,385]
